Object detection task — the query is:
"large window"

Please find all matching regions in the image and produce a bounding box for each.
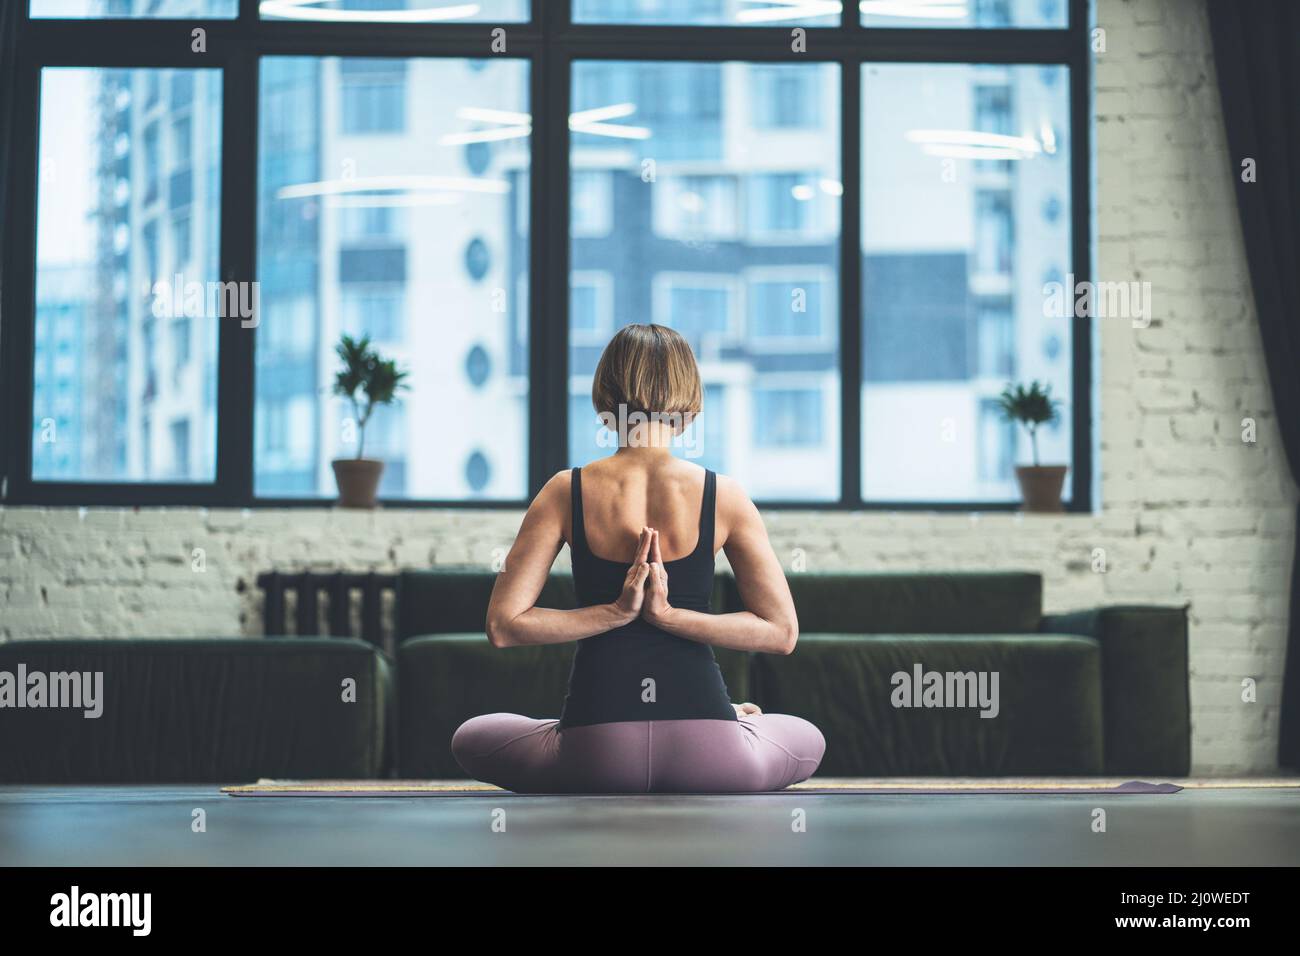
[4,0,1090,508]
[568,61,840,501]
[30,67,222,483]
[256,56,529,500]
[861,63,1072,502]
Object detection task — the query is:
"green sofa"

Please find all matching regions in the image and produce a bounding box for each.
[397,570,1189,779]
[0,570,1188,783]
[0,638,392,783]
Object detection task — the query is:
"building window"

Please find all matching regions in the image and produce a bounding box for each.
[570,272,614,345]
[748,272,833,346]
[172,212,192,269]
[751,66,820,129]
[748,172,824,241]
[341,286,405,345]
[341,205,400,241]
[339,59,407,135]
[571,171,613,238]
[754,388,824,449]
[975,191,1014,276]
[172,115,192,169]
[653,175,739,241]
[653,274,740,356]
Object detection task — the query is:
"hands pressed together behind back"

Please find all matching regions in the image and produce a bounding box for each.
[611,530,762,717]
[612,527,674,627]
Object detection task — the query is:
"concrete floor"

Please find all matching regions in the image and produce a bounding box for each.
[2,784,1299,865]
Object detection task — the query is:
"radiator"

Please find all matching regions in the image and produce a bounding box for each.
[254,571,398,651]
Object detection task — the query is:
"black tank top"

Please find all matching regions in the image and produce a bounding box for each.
[558,466,736,729]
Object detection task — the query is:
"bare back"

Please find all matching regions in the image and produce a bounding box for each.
[566,455,715,565]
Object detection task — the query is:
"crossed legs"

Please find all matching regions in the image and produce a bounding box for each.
[451,713,826,794]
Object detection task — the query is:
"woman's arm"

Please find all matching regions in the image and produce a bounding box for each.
[485,472,653,648]
[643,477,798,655]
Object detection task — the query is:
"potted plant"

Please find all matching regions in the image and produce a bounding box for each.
[997,380,1067,513]
[331,333,409,509]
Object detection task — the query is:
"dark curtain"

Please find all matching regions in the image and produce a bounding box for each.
[1207,1,1300,769]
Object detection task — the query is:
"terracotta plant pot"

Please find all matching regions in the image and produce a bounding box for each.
[332,458,385,509]
[1014,465,1068,513]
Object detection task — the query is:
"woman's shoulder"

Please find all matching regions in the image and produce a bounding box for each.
[710,469,740,492]
[711,471,759,524]
[531,469,574,514]
[542,468,575,491]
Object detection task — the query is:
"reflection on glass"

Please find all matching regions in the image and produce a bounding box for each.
[31,0,237,16]
[575,0,839,26]
[256,57,530,499]
[32,67,222,482]
[569,61,841,501]
[574,0,1065,27]
[860,0,1066,28]
[861,63,1071,502]
[259,0,528,21]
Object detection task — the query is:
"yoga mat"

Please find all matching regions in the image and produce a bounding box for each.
[222,778,1183,797]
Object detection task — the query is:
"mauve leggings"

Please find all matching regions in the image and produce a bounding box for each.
[451,713,826,794]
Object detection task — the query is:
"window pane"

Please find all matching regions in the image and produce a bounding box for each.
[32,67,222,482]
[260,0,527,22]
[861,63,1071,501]
[574,0,839,26]
[570,61,840,501]
[31,0,237,16]
[256,57,530,499]
[861,0,1066,28]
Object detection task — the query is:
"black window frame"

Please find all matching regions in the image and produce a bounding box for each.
[0,0,1092,511]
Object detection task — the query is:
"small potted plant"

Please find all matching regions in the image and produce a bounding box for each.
[331,333,409,509]
[997,380,1067,513]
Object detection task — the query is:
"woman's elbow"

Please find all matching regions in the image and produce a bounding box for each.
[775,620,798,655]
[485,614,515,648]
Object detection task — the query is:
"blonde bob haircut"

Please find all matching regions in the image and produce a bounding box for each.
[591,323,703,430]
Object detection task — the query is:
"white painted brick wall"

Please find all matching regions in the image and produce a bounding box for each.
[0,0,1294,773]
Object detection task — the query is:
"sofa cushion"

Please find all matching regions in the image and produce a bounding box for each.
[397,633,750,777]
[750,633,1102,775]
[396,570,577,640]
[397,569,729,642]
[0,638,392,783]
[723,572,1043,634]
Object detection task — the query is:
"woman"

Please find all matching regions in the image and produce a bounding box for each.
[452,324,825,793]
